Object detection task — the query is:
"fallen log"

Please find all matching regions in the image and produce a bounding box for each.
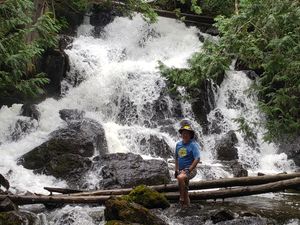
[165,177,300,201]
[3,178,300,205]
[64,172,300,196]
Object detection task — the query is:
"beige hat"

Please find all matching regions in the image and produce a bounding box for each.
[178,119,195,137]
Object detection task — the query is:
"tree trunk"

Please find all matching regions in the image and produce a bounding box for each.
[2,178,300,205]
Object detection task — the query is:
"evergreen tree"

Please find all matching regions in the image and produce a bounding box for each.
[0,0,61,97]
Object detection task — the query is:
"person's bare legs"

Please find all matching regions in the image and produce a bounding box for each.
[177,171,189,207]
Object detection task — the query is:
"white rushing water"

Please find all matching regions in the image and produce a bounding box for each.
[0,13,295,198]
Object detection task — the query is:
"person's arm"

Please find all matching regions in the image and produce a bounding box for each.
[188,158,200,172]
[189,142,201,172]
[175,145,179,178]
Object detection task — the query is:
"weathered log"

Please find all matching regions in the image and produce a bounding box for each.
[2,178,300,205]
[67,172,300,196]
[165,177,300,201]
[44,187,83,195]
[0,194,113,205]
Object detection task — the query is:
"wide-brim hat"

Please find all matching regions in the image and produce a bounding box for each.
[178,124,195,134]
[178,119,195,137]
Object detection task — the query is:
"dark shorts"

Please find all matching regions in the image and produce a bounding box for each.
[179,169,197,190]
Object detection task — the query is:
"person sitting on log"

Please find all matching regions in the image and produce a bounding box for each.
[175,119,201,208]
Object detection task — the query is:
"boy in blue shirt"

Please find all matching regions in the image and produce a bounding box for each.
[175,119,201,207]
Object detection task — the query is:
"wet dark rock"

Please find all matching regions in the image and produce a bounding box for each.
[215,131,239,161]
[205,27,219,36]
[55,7,84,36]
[90,7,122,37]
[11,119,37,141]
[0,174,10,190]
[215,217,269,225]
[278,135,300,167]
[0,211,39,225]
[234,58,264,77]
[20,104,40,121]
[211,209,235,224]
[47,153,92,182]
[94,153,170,189]
[19,118,107,186]
[59,35,74,51]
[230,161,248,177]
[139,135,172,159]
[104,198,168,225]
[59,109,85,122]
[190,79,220,135]
[38,49,70,97]
[0,198,17,212]
[197,32,205,42]
[0,96,23,108]
[243,70,259,80]
[209,109,224,134]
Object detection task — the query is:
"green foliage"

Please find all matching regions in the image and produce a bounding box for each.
[201,0,235,17]
[122,0,158,23]
[159,40,231,91]
[0,0,61,97]
[122,185,170,209]
[216,0,300,140]
[161,0,300,140]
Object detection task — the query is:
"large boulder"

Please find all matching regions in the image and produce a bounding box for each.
[0,174,10,190]
[20,103,40,121]
[215,131,239,161]
[190,79,220,135]
[11,119,37,141]
[139,135,173,159]
[0,211,39,225]
[0,198,17,212]
[37,49,70,97]
[18,118,107,187]
[230,161,248,177]
[59,109,85,122]
[104,198,167,225]
[278,136,300,167]
[92,153,170,189]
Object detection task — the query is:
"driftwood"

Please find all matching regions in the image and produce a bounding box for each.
[54,172,300,196]
[2,178,300,205]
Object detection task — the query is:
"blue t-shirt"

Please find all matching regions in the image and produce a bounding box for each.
[175,140,201,170]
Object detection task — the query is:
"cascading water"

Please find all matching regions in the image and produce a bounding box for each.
[0,14,298,225]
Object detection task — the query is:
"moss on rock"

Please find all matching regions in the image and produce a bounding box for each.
[104,197,167,225]
[123,185,170,209]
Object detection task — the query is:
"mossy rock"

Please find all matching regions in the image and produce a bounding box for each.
[0,211,38,225]
[104,198,167,225]
[105,220,132,225]
[123,185,170,209]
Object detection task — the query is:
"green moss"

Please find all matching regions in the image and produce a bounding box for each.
[123,185,170,209]
[0,212,23,225]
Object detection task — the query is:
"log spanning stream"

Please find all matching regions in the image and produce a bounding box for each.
[1,173,300,205]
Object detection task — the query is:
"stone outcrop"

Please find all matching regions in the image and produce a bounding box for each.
[215,131,239,161]
[18,117,107,187]
[92,153,170,189]
[104,198,167,225]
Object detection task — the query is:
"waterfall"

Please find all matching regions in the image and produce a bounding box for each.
[0,13,295,195]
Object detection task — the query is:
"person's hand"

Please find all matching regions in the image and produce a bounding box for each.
[175,170,179,178]
[184,168,190,176]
